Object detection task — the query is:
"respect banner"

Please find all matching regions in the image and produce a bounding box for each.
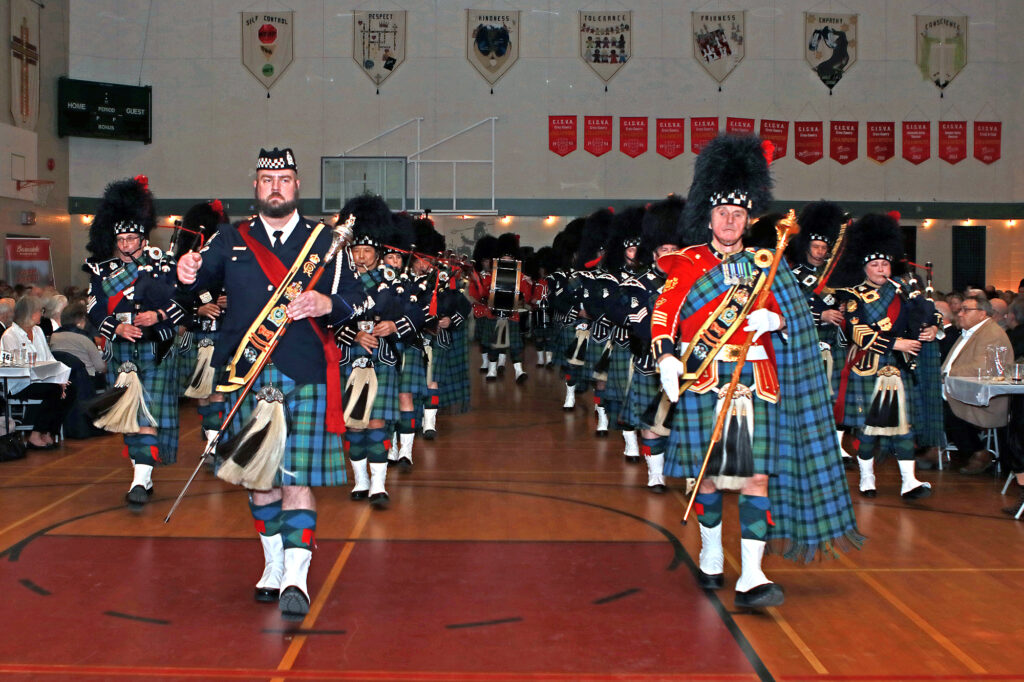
[4,236,52,286]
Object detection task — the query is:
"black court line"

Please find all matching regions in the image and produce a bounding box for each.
[19,578,50,595]
[592,587,641,604]
[104,611,170,625]
[446,616,523,630]
[262,628,346,636]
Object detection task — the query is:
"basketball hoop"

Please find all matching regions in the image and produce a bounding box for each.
[16,179,55,207]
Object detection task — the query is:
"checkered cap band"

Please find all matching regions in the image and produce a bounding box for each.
[808,233,833,245]
[862,252,894,264]
[709,190,753,211]
[351,234,380,248]
[256,147,297,171]
[623,237,641,248]
[114,220,145,235]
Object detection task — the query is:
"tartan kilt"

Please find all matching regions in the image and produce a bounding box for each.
[341,358,402,424]
[107,340,181,464]
[399,345,428,401]
[586,335,609,376]
[224,364,345,487]
[176,334,197,394]
[604,344,633,404]
[437,327,471,413]
[664,362,777,479]
[624,368,660,429]
[836,352,915,431]
[475,317,495,345]
[554,323,574,368]
[533,325,556,349]
[910,342,944,447]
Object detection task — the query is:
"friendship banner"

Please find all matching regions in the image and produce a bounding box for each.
[584,116,613,156]
[656,118,685,159]
[938,120,967,164]
[759,119,788,160]
[830,121,858,164]
[916,15,967,92]
[241,11,294,91]
[866,122,895,163]
[794,121,823,165]
[902,121,931,165]
[692,11,745,84]
[579,11,632,83]
[620,117,647,158]
[690,117,719,154]
[974,121,1001,164]
[467,10,520,87]
[726,117,754,135]
[805,12,857,91]
[548,116,577,156]
[353,11,407,87]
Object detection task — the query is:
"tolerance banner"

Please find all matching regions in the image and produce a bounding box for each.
[866,122,895,163]
[241,12,294,90]
[974,122,1001,164]
[690,117,719,154]
[759,120,788,160]
[353,11,407,87]
[916,16,967,91]
[656,118,685,159]
[805,12,857,91]
[830,121,858,164]
[548,116,577,156]
[467,10,520,87]
[584,116,613,156]
[938,121,967,164]
[579,11,631,83]
[620,117,647,158]
[794,121,823,165]
[902,121,931,165]
[692,11,745,84]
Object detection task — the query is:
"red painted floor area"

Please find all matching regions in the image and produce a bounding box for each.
[1,535,756,678]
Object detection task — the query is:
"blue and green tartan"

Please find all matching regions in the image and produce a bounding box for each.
[100,261,138,298]
[624,370,660,429]
[341,358,402,424]
[604,343,633,424]
[176,333,197,394]
[399,345,428,403]
[436,326,471,413]
[224,364,345,487]
[663,248,862,561]
[485,318,524,362]
[106,340,181,464]
[475,316,495,346]
[910,340,944,447]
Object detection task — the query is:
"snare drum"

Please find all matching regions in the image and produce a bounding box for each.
[488,258,522,313]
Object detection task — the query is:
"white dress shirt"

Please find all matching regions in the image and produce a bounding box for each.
[261,210,300,247]
[1,324,71,394]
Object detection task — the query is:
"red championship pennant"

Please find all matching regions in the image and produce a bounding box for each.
[829,121,859,164]
[691,117,719,155]
[794,121,823,165]
[726,117,755,135]
[548,116,577,156]
[938,121,967,164]
[902,121,931,165]
[974,121,1002,164]
[866,122,894,163]
[656,118,685,159]
[619,117,648,158]
[759,119,788,160]
[584,116,613,156]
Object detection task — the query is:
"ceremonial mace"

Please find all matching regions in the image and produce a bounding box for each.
[164,216,355,523]
[681,210,800,524]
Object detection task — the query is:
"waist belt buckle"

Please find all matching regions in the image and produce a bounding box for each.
[353,356,374,369]
[720,344,742,363]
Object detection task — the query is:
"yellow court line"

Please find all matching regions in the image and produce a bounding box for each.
[837,552,986,674]
[0,467,122,539]
[272,505,373,679]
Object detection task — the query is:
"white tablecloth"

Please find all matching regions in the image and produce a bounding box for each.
[944,375,1024,407]
[0,360,71,393]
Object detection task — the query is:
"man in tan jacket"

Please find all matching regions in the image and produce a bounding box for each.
[941,293,1012,474]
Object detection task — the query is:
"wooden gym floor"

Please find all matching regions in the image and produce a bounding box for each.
[1,354,1023,681]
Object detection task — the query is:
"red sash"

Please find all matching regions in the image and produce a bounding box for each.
[238,222,345,435]
[833,295,902,424]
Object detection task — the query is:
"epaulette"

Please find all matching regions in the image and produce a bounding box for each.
[83,257,122,277]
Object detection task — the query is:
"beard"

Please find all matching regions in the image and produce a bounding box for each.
[255,191,300,219]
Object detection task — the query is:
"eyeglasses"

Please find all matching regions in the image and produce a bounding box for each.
[958,307,983,312]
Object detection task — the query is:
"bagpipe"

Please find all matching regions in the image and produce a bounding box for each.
[887,260,939,375]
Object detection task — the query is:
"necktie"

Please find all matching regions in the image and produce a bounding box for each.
[272,230,284,248]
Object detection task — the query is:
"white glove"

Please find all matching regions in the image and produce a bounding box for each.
[658,355,686,403]
[743,308,782,342]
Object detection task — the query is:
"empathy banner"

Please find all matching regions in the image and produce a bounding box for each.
[830,120,858,164]
[866,121,895,163]
[4,236,53,287]
[794,121,823,165]
[759,119,788,160]
[938,120,967,164]
[241,11,294,90]
[619,117,647,158]
[690,117,718,154]
[548,116,577,156]
[656,118,685,159]
[805,12,857,91]
[579,11,632,83]
[353,10,407,87]
[973,121,1001,164]
[584,116,613,156]
[902,121,931,164]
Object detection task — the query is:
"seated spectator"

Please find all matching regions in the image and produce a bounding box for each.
[0,297,14,334]
[49,302,106,391]
[946,292,963,319]
[990,298,1009,329]
[40,293,67,339]
[0,296,73,449]
[1007,298,1024,361]
[941,293,1014,475]
[933,300,959,360]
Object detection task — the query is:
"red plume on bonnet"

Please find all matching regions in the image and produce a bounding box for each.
[762,140,776,166]
[887,210,901,223]
[210,199,225,222]
[134,175,149,191]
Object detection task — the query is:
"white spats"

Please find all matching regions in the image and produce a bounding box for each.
[514,362,527,384]
[369,461,389,498]
[486,361,498,379]
[130,463,153,491]
[622,430,639,459]
[595,405,609,434]
[858,457,876,493]
[387,433,399,462]
[646,452,666,489]
[698,523,724,576]
[398,433,414,464]
[563,384,576,410]
[257,533,284,591]
[480,355,489,371]
[422,409,437,438]
[350,458,369,495]
[281,547,312,602]
[898,459,932,496]
[735,538,772,593]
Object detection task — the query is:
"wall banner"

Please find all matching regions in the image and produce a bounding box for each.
[902,121,931,165]
[584,116,613,156]
[805,12,857,91]
[620,117,647,158]
[549,116,577,156]
[656,118,685,159]
[692,11,745,84]
[866,122,895,164]
[916,15,967,91]
[829,120,858,164]
[10,0,40,130]
[353,11,406,87]
[973,121,1001,164]
[579,11,631,83]
[690,117,719,155]
[938,121,967,164]
[241,12,294,91]
[759,119,789,160]
[726,117,754,135]
[794,121,823,165]
[467,10,520,87]
[4,237,53,287]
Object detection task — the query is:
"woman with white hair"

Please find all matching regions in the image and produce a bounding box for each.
[1,295,72,449]
[40,293,67,339]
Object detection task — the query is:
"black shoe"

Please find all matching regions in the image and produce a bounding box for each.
[423,429,436,441]
[595,430,608,438]
[350,489,369,501]
[735,583,785,609]
[497,366,506,376]
[279,586,309,621]
[125,485,150,508]
[386,459,397,467]
[901,484,932,501]
[370,491,390,508]
[624,455,641,464]
[648,483,667,494]
[516,373,528,384]
[255,586,280,603]
[397,457,413,473]
[485,374,497,382]
[859,488,877,498]
[697,570,724,590]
